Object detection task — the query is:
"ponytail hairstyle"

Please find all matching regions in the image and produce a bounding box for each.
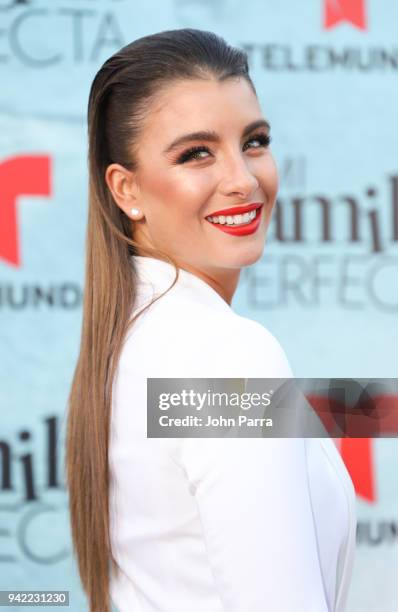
[64,27,256,612]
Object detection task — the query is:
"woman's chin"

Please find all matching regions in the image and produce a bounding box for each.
[214,242,266,268]
[238,249,265,268]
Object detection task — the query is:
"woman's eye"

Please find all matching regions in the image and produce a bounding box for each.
[176,132,272,164]
[243,133,272,151]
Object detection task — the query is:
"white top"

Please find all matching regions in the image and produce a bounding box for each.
[109,255,357,612]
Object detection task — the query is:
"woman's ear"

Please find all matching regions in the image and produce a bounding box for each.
[104,163,144,220]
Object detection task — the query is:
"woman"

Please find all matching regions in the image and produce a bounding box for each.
[65,28,357,612]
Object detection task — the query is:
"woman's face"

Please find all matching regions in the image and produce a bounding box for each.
[108,76,278,288]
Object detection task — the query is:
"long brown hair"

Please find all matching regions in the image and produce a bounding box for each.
[64,27,256,611]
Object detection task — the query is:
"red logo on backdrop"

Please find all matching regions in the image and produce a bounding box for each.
[307,389,398,503]
[307,389,390,503]
[0,155,51,267]
[323,0,367,30]
[340,438,375,502]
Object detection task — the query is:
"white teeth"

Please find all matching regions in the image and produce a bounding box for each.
[208,209,257,226]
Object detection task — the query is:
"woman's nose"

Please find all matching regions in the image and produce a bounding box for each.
[218,154,259,198]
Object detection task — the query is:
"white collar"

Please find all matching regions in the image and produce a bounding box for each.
[131,255,232,313]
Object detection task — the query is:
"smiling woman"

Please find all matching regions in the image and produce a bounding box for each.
[103,74,279,301]
[64,28,357,612]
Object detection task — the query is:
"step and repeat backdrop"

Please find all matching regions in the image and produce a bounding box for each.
[1,0,397,610]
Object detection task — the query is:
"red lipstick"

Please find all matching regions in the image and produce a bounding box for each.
[205,202,264,237]
[206,202,263,217]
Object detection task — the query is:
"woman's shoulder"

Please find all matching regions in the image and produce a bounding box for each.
[124,292,293,378]
[219,311,294,378]
[132,288,274,341]
[170,293,291,362]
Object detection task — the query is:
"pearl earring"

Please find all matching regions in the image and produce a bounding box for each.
[130,207,140,217]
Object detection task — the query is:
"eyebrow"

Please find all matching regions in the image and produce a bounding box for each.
[162,119,271,155]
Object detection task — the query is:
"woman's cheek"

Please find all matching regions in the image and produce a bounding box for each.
[175,170,213,196]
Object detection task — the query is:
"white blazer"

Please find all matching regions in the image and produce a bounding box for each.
[109,255,357,612]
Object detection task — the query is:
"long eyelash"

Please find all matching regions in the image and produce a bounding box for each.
[176,132,272,164]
